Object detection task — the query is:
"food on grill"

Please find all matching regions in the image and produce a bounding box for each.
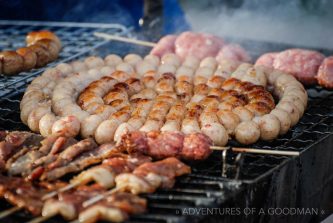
[0,131,43,171]
[0,30,61,75]
[0,175,65,215]
[317,56,333,89]
[255,52,278,68]
[21,52,307,145]
[216,43,251,63]
[273,49,325,85]
[0,157,189,222]
[255,49,327,86]
[71,153,152,189]
[150,35,177,57]
[175,31,224,60]
[150,32,251,64]
[119,131,212,160]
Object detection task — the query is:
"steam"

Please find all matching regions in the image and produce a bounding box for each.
[181,1,333,50]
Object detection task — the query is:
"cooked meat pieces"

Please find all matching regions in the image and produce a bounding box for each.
[0,175,65,215]
[317,56,333,89]
[119,131,212,160]
[0,131,43,171]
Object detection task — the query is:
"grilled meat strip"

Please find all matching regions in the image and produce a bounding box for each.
[78,192,147,223]
[42,185,105,220]
[40,143,116,181]
[8,135,77,176]
[0,131,43,171]
[71,153,152,188]
[0,175,65,215]
[115,157,191,194]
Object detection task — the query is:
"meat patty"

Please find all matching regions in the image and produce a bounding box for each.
[273,49,325,85]
[255,52,278,67]
[317,56,333,89]
[175,32,224,60]
[216,44,251,63]
[150,35,177,57]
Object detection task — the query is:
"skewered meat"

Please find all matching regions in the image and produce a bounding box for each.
[71,153,152,188]
[115,157,191,194]
[0,175,65,215]
[8,136,77,176]
[317,56,333,89]
[40,143,116,181]
[119,131,212,160]
[78,192,146,223]
[0,132,43,171]
[0,51,24,75]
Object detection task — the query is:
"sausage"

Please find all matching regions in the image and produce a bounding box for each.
[34,39,60,61]
[52,115,80,137]
[26,30,62,49]
[255,114,280,141]
[39,113,58,137]
[28,44,51,67]
[276,101,300,126]
[0,51,24,75]
[270,109,291,135]
[235,121,260,145]
[200,110,228,146]
[161,53,181,67]
[217,110,240,135]
[124,54,142,67]
[317,56,333,89]
[16,47,37,71]
[105,54,122,67]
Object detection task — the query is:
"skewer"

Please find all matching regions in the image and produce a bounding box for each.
[0,206,22,219]
[42,181,80,200]
[94,32,157,47]
[26,214,54,223]
[210,146,300,156]
[82,187,120,208]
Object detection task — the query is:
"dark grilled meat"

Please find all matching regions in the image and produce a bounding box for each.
[0,132,43,171]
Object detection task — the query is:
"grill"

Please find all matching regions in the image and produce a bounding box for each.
[0,21,333,223]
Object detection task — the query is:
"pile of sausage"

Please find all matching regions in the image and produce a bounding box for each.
[256,48,333,89]
[151,31,251,64]
[20,52,307,146]
[0,30,61,75]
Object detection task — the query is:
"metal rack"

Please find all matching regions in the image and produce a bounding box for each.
[0,21,333,223]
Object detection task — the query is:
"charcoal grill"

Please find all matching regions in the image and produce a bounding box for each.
[0,20,333,223]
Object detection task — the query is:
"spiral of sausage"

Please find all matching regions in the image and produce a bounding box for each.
[21,53,308,146]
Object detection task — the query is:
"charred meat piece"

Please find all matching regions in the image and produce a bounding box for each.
[0,132,43,171]
[47,138,98,170]
[78,192,147,223]
[42,185,105,220]
[71,153,152,188]
[0,175,65,215]
[40,143,116,181]
[115,157,191,194]
[8,136,77,176]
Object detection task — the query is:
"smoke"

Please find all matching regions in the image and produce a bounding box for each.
[180,0,333,50]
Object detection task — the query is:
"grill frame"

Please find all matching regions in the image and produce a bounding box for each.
[0,20,332,223]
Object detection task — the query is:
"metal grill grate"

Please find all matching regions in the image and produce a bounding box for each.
[0,21,333,223]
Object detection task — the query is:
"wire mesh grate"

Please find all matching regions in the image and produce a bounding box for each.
[0,21,333,223]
